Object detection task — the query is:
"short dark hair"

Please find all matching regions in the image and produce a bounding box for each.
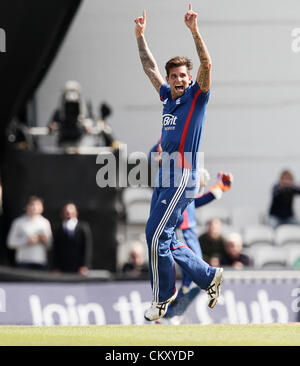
[280,170,294,181]
[165,56,193,77]
[61,202,78,214]
[27,195,44,205]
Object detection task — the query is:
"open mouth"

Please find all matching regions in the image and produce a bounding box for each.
[175,85,184,92]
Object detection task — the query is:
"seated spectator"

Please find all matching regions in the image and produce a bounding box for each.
[52,203,92,275]
[122,241,148,278]
[198,218,226,266]
[268,169,300,228]
[220,232,252,269]
[7,196,52,270]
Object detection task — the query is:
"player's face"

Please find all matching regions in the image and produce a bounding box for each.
[166,65,192,99]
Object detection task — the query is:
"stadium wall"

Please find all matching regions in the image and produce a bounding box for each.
[35,0,300,217]
[0,271,299,325]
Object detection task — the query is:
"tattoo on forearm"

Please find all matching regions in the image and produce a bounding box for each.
[192,31,211,91]
[192,31,211,64]
[137,36,163,92]
[137,36,155,68]
[198,64,211,92]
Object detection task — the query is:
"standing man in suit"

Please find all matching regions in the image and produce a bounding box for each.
[52,203,92,275]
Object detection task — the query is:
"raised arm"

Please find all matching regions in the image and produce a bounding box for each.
[134,10,164,94]
[184,4,212,93]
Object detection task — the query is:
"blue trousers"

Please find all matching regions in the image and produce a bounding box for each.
[145,169,216,302]
[175,227,202,288]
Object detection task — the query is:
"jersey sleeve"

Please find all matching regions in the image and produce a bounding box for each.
[159,83,170,101]
[194,192,215,208]
[190,82,210,104]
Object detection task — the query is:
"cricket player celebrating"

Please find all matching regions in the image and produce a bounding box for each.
[134,4,223,321]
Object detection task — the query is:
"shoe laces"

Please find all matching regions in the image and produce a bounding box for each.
[206,283,216,297]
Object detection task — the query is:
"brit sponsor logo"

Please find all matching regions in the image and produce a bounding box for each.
[162,114,177,131]
[162,114,177,127]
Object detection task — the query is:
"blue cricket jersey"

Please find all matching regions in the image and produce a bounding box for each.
[149,141,216,229]
[159,82,210,183]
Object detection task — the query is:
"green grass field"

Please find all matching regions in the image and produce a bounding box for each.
[0,323,299,346]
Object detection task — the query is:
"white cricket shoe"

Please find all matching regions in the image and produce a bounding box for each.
[206,268,223,308]
[144,290,178,321]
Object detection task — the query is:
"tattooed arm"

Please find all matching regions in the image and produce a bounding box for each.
[134,10,164,94]
[184,4,212,93]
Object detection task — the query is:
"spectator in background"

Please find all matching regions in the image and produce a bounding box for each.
[198,218,226,266]
[95,102,120,151]
[268,169,300,228]
[48,80,92,149]
[220,232,252,269]
[7,196,52,270]
[122,241,148,278]
[52,203,92,275]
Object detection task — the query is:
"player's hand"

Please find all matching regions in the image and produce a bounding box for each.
[48,121,59,133]
[38,234,47,244]
[199,168,210,187]
[134,10,146,38]
[217,171,233,192]
[154,143,162,165]
[184,3,198,32]
[154,152,162,165]
[27,235,39,245]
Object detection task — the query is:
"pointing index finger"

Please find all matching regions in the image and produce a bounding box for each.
[143,9,146,20]
[189,3,192,11]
